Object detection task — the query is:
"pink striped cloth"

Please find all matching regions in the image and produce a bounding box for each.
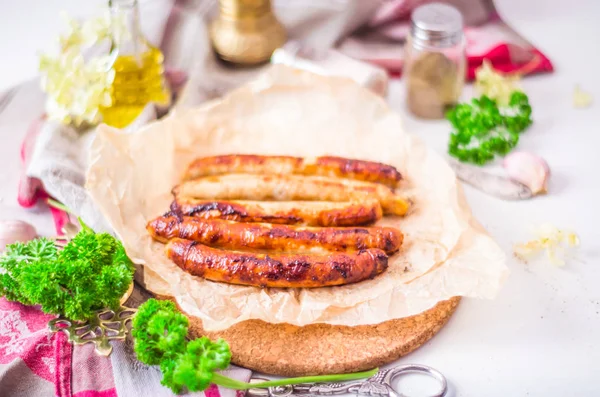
[338,0,553,80]
[17,115,71,235]
[0,288,252,397]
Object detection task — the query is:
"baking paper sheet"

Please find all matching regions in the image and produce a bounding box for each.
[87,65,508,331]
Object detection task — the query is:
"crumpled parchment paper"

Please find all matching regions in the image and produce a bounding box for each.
[86,65,508,331]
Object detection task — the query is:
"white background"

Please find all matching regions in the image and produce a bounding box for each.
[0,0,599,396]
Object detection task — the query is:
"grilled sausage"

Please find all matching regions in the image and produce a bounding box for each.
[173,174,410,216]
[166,238,389,288]
[148,214,403,254]
[183,154,402,188]
[170,198,383,226]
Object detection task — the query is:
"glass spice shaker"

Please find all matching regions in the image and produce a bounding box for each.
[404,3,466,119]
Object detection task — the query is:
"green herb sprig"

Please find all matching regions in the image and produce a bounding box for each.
[447,91,532,165]
[0,219,134,321]
[132,299,378,395]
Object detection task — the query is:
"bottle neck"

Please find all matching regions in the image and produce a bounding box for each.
[109,0,147,57]
[218,0,272,19]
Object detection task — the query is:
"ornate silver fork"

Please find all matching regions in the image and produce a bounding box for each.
[247,364,447,397]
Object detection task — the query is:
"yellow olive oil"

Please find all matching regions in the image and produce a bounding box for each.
[100,46,170,128]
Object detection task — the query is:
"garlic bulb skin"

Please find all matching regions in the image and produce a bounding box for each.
[502,152,550,195]
[0,220,37,251]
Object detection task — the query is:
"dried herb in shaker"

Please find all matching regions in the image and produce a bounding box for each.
[405,3,466,119]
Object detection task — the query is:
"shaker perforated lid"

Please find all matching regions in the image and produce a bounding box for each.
[411,2,463,47]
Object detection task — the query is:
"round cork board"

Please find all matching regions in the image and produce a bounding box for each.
[184,297,460,377]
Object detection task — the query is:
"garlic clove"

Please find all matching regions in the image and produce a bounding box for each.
[0,220,37,251]
[475,59,522,106]
[514,223,580,266]
[573,85,593,108]
[502,152,550,195]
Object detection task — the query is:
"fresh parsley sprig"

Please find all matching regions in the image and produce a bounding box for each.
[447,91,533,165]
[0,219,134,321]
[132,299,378,395]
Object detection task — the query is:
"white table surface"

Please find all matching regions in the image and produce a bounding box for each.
[1,1,599,396]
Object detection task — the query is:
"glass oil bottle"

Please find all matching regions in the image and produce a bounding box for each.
[100,0,171,128]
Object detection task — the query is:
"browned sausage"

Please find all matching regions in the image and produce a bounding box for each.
[170,198,383,226]
[183,154,402,188]
[173,174,410,216]
[148,214,403,254]
[166,238,388,288]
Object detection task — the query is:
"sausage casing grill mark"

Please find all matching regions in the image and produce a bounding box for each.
[170,198,383,226]
[147,215,403,254]
[183,155,302,181]
[311,156,402,188]
[183,154,402,188]
[173,174,409,216]
[166,238,389,288]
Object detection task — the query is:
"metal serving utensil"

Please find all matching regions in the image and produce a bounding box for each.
[449,159,532,200]
[247,364,447,397]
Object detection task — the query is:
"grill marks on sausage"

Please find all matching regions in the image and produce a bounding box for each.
[171,199,303,224]
[147,215,403,254]
[173,174,409,216]
[183,154,402,188]
[314,156,402,188]
[154,154,406,288]
[166,238,388,288]
[171,197,382,226]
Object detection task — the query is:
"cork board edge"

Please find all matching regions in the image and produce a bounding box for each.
[158,292,460,376]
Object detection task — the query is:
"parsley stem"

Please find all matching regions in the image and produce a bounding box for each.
[211,368,378,391]
[47,198,72,214]
[211,373,253,390]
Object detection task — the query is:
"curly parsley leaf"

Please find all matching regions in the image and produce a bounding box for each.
[132,299,189,366]
[0,221,134,321]
[132,298,378,395]
[172,337,232,392]
[447,91,533,165]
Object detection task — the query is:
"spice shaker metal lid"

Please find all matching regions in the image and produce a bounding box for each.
[410,2,463,47]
